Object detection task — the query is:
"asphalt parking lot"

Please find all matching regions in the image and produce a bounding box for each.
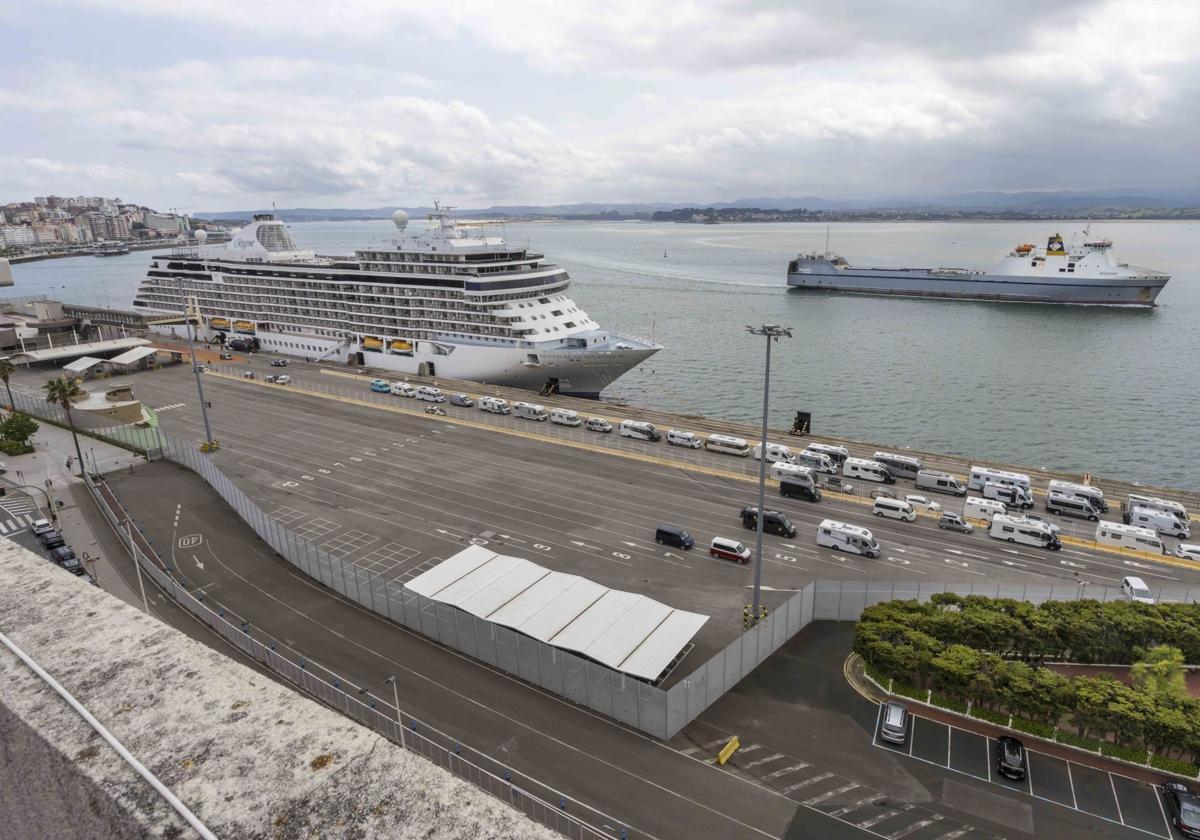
[874,704,1175,838]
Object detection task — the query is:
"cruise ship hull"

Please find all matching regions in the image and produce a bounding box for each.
[786,266,1165,306]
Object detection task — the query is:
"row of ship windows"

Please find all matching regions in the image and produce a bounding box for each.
[150,273,565,302]
[140,291,521,324]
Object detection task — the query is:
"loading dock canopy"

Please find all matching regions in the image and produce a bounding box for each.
[108,346,159,366]
[406,545,708,681]
[63,356,105,374]
[12,337,148,364]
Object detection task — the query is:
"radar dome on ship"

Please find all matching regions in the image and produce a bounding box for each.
[392,209,409,230]
[195,229,208,242]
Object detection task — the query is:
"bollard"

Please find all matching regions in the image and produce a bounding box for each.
[454,744,461,755]
[559,797,566,810]
[410,720,417,731]
[504,769,511,783]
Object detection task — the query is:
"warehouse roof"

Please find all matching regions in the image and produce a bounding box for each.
[62,356,105,374]
[108,346,159,366]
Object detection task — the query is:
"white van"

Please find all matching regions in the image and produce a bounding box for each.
[619,420,661,442]
[915,470,967,497]
[1096,522,1166,555]
[479,396,511,414]
[1121,576,1155,604]
[1045,492,1100,521]
[513,401,549,421]
[770,462,814,483]
[415,385,445,402]
[968,466,1032,492]
[872,451,924,479]
[873,497,916,522]
[805,442,849,467]
[667,429,703,449]
[816,519,881,557]
[964,496,1007,522]
[989,514,1061,550]
[1125,506,1190,539]
[754,442,796,463]
[796,449,837,474]
[1126,494,1190,525]
[549,408,581,426]
[1048,480,1108,513]
[843,457,895,485]
[704,434,751,457]
[982,481,1034,509]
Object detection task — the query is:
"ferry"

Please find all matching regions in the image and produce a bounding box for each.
[133,204,660,396]
[787,231,1170,306]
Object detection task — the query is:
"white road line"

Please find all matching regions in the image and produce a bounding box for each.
[737,743,762,755]
[803,782,859,806]
[930,828,973,840]
[5,519,15,532]
[887,818,937,839]
[946,722,951,766]
[1109,773,1125,825]
[743,752,784,769]
[680,746,704,757]
[827,795,885,818]
[1067,761,1079,810]
[857,809,900,828]
[1157,784,1173,839]
[780,772,834,795]
[0,523,8,534]
[762,762,809,781]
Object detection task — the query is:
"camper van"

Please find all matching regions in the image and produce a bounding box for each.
[796,449,838,474]
[964,496,1007,522]
[770,462,813,482]
[667,429,703,449]
[843,457,895,485]
[1124,506,1190,539]
[816,519,881,557]
[872,452,924,480]
[872,497,917,522]
[1047,480,1108,513]
[1096,523,1166,554]
[479,396,511,415]
[415,386,445,402]
[989,514,1061,550]
[915,470,967,497]
[982,481,1034,509]
[549,408,581,427]
[705,434,751,457]
[513,401,549,421]
[1045,492,1100,521]
[753,442,796,463]
[619,420,661,442]
[390,382,416,397]
[968,466,1032,493]
[805,442,849,467]
[1125,494,1190,525]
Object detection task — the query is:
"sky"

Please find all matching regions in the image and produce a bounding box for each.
[2,0,1199,210]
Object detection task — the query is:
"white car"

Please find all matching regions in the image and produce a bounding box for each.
[585,417,612,433]
[1176,543,1200,562]
[904,494,941,513]
[666,429,703,449]
[30,518,54,536]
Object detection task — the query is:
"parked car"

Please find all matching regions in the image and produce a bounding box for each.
[585,417,613,433]
[994,735,1026,780]
[1162,781,1200,839]
[1175,543,1200,562]
[56,555,87,577]
[905,494,942,513]
[266,374,291,384]
[740,506,797,538]
[242,371,255,379]
[30,518,54,536]
[449,393,474,407]
[1121,575,1155,604]
[938,512,973,534]
[219,352,234,360]
[370,379,390,393]
[424,406,446,416]
[823,476,854,493]
[49,546,77,566]
[270,359,288,367]
[869,488,896,500]
[37,530,65,549]
[709,537,751,565]
[879,701,909,745]
[654,524,694,550]
[391,382,417,397]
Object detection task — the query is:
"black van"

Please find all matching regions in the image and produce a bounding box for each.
[740,507,797,538]
[779,478,821,503]
[655,524,694,549]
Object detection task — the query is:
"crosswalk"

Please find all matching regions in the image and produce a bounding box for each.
[0,512,36,535]
[155,402,186,412]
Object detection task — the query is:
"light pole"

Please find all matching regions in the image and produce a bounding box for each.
[175,279,215,447]
[746,325,792,627]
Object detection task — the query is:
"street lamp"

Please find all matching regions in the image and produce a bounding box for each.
[175,279,215,447]
[745,325,792,627]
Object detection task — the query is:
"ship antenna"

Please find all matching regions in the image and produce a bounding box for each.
[825,226,831,258]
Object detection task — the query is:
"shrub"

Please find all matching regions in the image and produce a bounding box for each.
[1150,754,1200,778]
[1010,717,1054,739]
[892,682,926,702]
[1101,742,1149,765]
[0,439,33,456]
[970,706,1009,726]
[863,663,890,689]
[930,691,968,714]
[1056,730,1102,752]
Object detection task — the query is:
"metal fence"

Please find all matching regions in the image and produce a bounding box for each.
[79,469,622,840]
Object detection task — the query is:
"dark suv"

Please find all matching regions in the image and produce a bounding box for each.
[994,735,1026,780]
[1164,782,1200,839]
[740,507,797,538]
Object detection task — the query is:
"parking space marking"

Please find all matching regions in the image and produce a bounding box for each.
[321,529,379,559]
[1067,761,1079,810]
[886,817,937,839]
[803,781,859,806]
[857,809,901,829]
[743,752,784,769]
[738,743,762,755]
[1110,774,1172,836]
[827,795,885,818]
[780,772,834,795]
[1156,787,1171,838]
[1111,773,1124,825]
[268,505,307,526]
[930,829,972,840]
[762,762,809,781]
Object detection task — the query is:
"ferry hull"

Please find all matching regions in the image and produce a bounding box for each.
[786,268,1165,306]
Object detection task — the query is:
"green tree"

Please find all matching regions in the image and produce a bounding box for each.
[0,411,39,452]
[0,357,15,413]
[1132,645,1188,697]
[43,377,85,475]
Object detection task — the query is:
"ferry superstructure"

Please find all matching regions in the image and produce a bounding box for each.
[786,231,1170,306]
[133,205,659,396]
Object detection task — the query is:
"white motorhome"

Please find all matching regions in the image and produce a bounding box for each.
[796,449,837,474]
[964,496,1007,522]
[619,420,661,442]
[479,396,510,414]
[754,442,796,464]
[414,385,445,402]
[1126,494,1189,524]
[1096,523,1166,554]
[549,408,581,426]
[1048,480,1108,513]
[989,514,1061,550]
[667,429,703,449]
[770,462,814,483]
[816,519,881,557]
[704,434,751,457]
[843,457,895,485]
[1125,506,1190,539]
[968,466,1032,492]
[982,481,1034,509]
[872,451,924,479]
[915,470,967,496]
[805,442,849,466]
[513,401,549,421]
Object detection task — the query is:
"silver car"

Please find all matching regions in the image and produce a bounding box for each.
[880,701,909,745]
[1177,543,1200,562]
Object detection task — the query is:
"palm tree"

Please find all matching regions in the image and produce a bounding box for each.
[44,377,86,476]
[0,358,15,413]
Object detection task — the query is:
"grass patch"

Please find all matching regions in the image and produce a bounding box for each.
[891,682,926,702]
[1010,717,1054,739]
[1101,742,1149,764]
[862,662,890,688]
[969,705,1009,726]
[1055,730,1102,752]
[929,691,968,714]
[1150,754,1200,778]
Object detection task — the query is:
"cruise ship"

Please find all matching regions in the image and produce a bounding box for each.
[133,205,660,396]
[786,231,1170,306]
